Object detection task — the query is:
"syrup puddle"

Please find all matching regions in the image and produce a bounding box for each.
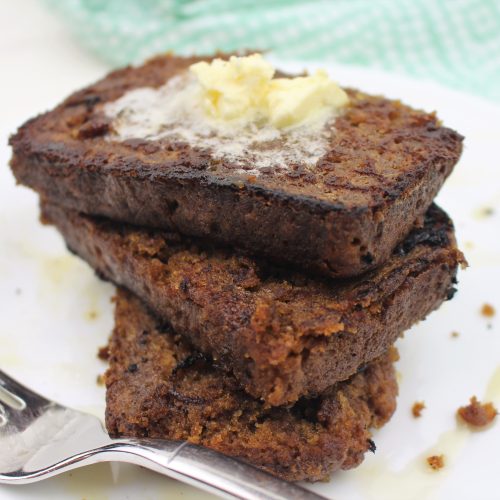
[355,366,500,500]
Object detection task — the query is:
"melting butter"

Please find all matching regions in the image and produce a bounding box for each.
[358,425,469,500]
[105,55,349,175]
[485,366,500,402]
[190,53,348,128]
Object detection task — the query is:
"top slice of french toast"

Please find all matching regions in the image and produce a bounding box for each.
[9,53,463,278]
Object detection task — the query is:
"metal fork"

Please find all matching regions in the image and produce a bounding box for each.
[0,370,326,500]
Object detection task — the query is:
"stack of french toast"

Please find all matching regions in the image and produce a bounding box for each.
[9,53,465,481]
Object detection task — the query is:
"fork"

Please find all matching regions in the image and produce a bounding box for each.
[0,370,326,500]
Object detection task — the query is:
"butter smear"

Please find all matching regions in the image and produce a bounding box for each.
[104,54,349,175]
[190,54,349,128]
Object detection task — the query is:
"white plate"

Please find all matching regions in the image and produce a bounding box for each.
[1,3,500,499]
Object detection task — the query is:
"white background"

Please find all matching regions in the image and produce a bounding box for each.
[1,1,499,499]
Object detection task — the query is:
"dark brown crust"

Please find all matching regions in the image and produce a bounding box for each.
[106,288,399,481]
[9,53,463,278]
[42,201,464,406]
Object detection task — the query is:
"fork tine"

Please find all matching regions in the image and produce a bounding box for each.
[0,369,51,409]
[0,403,7,426]
[0,386,25,410]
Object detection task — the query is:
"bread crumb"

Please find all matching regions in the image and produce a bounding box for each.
[427,454,445,470]
[412,401,426,417]
[450,331,460,338]
[457,396,498,428]
[96,374,105,386]
[97,345,109,360]
[481,303,496,318]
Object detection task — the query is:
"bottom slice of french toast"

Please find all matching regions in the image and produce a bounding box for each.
[104,288,399,482]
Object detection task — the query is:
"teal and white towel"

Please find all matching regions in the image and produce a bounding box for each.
[46,0,500,101]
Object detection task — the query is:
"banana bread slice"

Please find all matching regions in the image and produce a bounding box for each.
[42,201,464,406]
[106,288,399,482]
[10,53,463,278]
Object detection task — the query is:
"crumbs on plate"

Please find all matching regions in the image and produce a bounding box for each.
[427,454,445,470]
[412,401,426,418]
[480,303,496,318]
[457,396,498,428]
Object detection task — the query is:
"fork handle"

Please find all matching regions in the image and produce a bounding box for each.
[105,439,327,500]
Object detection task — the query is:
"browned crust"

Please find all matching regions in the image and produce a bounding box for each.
[10,53,463,278]
[41,201,464,406]
[106,288,399,482]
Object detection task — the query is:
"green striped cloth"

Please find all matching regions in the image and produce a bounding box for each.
[46,0,500,101]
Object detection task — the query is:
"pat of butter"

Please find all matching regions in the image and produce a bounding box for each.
[268,70,349,128]
[190,54,349,129]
